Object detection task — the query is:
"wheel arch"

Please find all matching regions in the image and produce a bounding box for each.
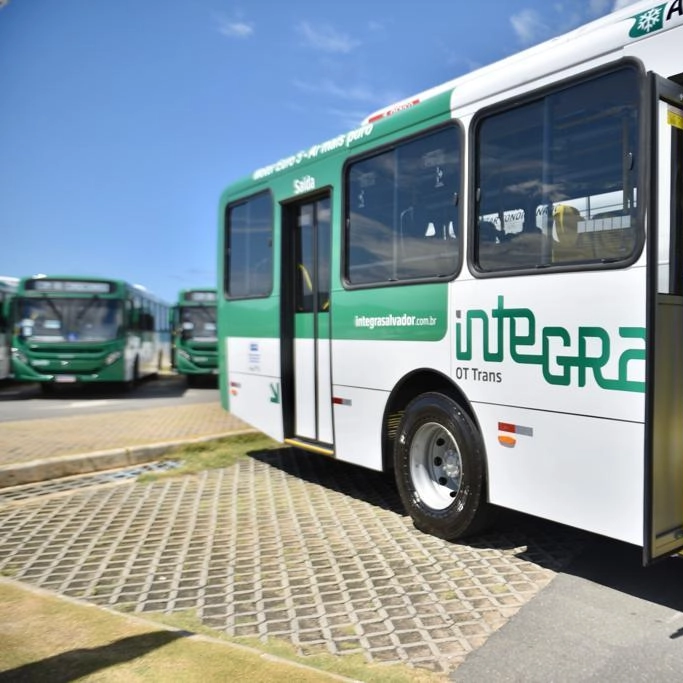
[381,368,482,473]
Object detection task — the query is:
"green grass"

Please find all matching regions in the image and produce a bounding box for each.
[137,432,280,482]
[148,608,445,683]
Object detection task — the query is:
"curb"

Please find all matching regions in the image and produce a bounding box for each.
[0,430,255,489]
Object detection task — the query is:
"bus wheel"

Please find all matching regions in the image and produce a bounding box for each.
[394,392,489,540]
[125,358,139,391]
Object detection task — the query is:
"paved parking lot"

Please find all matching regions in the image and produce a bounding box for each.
[0,443,587,676]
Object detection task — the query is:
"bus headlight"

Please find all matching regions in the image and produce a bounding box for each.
[11,348,27,364]
[177,349,190,360]
[104,351,122,366]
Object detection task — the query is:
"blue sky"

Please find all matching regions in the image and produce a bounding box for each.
[0,0,639,303]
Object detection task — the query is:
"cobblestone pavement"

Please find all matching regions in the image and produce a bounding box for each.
[0,447,588,677]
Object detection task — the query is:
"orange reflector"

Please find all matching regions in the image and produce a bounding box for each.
[498,435,516,447]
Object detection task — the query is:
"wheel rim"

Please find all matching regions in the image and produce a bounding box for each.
[409,421,462,511]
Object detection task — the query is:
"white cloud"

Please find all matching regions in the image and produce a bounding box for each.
[510,9,550,45]
[512,0,642,46]
[292,78,401,106]
[612,0,642,9]
[215,15,254,38]
[296,22,359,53]
[587,0,613,15]
[292,78,375,102]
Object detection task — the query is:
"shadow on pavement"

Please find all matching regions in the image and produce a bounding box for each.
[0,630,189,683]
[560,534,683,613]
[251,446,589,573]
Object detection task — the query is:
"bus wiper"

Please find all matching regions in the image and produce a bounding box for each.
[196,304,216,323]
[41,295,63,321]
[76,295,100,321]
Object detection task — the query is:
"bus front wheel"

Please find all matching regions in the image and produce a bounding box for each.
[394,392,490,541]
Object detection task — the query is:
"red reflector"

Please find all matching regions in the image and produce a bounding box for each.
[498,422,516,433]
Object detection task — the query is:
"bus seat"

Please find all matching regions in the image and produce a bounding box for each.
[552,204,591,262]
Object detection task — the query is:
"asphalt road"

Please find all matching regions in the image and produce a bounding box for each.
[0,374,219,422]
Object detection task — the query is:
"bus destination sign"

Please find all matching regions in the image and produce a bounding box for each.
[185,291,217,302]
[26,279,114,294]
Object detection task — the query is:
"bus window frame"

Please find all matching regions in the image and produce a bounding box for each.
[468,58,647,279]
[341,121,464,291]
[224,189,274,300]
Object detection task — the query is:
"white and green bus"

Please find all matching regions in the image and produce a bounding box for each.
[0,277,17,381]
[170,288,218,384]
[12,275,170,391]
[218,1,683,563]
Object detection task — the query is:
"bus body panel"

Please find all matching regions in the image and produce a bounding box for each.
[480,404,644,545]
[217,2,683,556]
[226,335,284,442]
[331,384,388,471]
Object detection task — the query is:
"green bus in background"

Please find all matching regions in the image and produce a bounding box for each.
[11,274,170,392]
[170,288,218,384]
[0,277,17,381]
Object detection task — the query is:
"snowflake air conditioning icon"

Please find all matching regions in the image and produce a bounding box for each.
[629,4,666,38]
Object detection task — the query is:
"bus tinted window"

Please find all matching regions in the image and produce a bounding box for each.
[225,192,273,298]
[345,126,460,285]
[475,66,639,272]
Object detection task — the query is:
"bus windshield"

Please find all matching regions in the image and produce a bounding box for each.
[17,297,123,342]
[179,305,217,341]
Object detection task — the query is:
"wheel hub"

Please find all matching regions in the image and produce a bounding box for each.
[442,449,461,479]
[409,422,463,510]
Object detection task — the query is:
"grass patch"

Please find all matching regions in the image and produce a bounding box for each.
[148,609,446,683]
[137,432,280,482]
[0,580,349,682]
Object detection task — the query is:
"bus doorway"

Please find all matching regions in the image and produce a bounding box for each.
[646,75,683,563]
[282,195,334,451]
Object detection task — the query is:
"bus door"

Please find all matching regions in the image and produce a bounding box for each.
[283,195,334,449]
[645,74,683,563]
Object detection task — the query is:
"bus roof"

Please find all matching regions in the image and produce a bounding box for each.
[362,0,683,124]
[16,274,168,303]
[0,276,18,293]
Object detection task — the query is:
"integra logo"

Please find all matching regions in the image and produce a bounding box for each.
[455,296,645,393]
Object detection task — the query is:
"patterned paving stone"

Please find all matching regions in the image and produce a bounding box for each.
[0,447,587,676]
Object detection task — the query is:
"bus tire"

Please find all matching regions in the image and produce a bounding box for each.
[394,392,490,541]
[125,358,139,391]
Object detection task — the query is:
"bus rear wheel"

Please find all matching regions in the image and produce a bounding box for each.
[394,392,490,540]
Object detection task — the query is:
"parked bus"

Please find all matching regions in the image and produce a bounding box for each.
[11,275,170,391]
[217,1,683,563]
[0,277,17,381]
[170,288,218,383]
